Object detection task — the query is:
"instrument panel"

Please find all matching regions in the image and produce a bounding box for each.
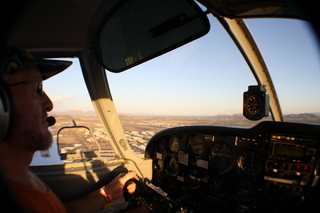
[145,121,320,212]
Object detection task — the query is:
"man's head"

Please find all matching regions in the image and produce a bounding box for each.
[0,46,72,150]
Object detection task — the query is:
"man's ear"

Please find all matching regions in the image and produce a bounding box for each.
[0,78,13,141]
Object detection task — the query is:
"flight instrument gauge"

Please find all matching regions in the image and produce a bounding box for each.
[246,95,262,114]
[165,157,179,176]
[239,150,262,175]
[243,85,269,121]
[188,135,204,155]
[168,136,180,153]
[210,141,235,173]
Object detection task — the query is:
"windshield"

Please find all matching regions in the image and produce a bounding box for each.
[107,16,320,118]
[43,16,320,158]
[106,16,320,153]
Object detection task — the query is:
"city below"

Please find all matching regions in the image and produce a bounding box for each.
[50,112,320,156]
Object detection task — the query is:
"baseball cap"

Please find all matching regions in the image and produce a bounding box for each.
[0,46,72,81]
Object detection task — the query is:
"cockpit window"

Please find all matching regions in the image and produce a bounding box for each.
[107,16,320,154]
[32,58,115,165]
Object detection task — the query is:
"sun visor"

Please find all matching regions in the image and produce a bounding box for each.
[95,0,210,73]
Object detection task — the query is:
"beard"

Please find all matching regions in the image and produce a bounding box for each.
[9,116,53,151]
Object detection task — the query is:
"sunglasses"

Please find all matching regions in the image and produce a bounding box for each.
[8,79,43,96]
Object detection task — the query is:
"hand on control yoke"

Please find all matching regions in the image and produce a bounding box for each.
[104,171,138,200]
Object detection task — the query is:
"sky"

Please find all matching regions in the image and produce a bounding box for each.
[45,15,320,117]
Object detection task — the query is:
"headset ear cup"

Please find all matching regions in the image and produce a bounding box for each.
[0,78,13,141]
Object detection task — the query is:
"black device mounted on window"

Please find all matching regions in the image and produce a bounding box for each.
[243,85,269,121]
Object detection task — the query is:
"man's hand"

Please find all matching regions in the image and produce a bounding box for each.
[104,171,138,200]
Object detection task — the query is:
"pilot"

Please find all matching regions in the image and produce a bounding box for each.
[0,46,144,212]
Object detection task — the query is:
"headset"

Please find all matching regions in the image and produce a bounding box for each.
[0,77,13,141]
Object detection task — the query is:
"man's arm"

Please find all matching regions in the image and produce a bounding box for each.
[63,171,137,213]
